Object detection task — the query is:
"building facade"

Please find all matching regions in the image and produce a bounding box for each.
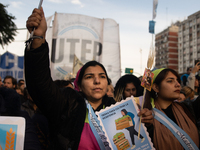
[178,11,200,74]
[155,23,179,72]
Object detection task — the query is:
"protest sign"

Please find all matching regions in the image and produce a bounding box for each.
[96,96,155,150]
[0,117,25,150]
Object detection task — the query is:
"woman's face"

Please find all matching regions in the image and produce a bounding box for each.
[157,72,181,101]
[80,65,108,102]
[121,111,125,116]
[123,82,137,98]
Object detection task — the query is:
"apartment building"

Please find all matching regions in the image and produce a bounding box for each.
[178,11,200,74]
[155,22,180,72]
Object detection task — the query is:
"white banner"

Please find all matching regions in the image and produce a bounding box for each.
[0,51,24,81]
[73,54,83,75]
[46,13,121,85]
[45,15,54,61]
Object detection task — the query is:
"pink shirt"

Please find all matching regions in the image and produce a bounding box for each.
[78,122,101,150]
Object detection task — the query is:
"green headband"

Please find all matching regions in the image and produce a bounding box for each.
[152,68,165,83]
[151,68,166,108]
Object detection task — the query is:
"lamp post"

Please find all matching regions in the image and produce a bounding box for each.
[140,49,142,75]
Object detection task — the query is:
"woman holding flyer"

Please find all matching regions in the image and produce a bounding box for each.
[25,8,153,150]
[144,68,199,150]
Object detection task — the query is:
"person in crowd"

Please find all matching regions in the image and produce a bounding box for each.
[186,62,200,90]
[194,75,200,96]
[21,87,50,149]
[25,8,152,149]
[0,76,3,87]
[0,87,41,149]
[32,108,50,150]
[114,74,144,102]
[70,78,76,83]
[16,85,24,95]
[3,75,17,89]
[181,86,195,101]
[177,90,186,102]
[18,79,25,89]
[181,66,192,86]
[144,68,199,150]
[21,88,37,118]
[107,84,114,98]
[106,78,114,98]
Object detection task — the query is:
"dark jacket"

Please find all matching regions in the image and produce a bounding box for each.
[21,99,35,118]
[25,42,116,150]
[0,87,41,150]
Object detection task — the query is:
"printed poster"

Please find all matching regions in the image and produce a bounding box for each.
[96,96,155,150]
[0,117,25,150]
[141,68,154,91]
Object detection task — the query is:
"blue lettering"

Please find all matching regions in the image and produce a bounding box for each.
[0,52,14,69]
[18,71,23,78]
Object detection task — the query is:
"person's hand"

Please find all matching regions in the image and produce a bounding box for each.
[191,62,200,74]
[138,108,153,126]
[26,7,47,48]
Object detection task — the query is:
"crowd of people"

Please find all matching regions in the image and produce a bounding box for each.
[0,7,200,150]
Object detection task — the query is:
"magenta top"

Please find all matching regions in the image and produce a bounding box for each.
[78,111,100,150]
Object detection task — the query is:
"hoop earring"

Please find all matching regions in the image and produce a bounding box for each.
[155,92,158,98]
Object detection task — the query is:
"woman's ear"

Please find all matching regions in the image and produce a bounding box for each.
[152,83,159,93]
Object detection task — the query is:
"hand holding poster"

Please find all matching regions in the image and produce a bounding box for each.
[96,96,155,150]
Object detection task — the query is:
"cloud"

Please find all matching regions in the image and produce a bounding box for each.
[71,0,84,7]
[10,1,23,8]
[48,0,63,3]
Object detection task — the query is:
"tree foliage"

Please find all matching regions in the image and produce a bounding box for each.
[0,3,17,48]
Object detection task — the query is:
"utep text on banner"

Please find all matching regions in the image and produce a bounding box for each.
[0,52,24,81]
[149,20,156,34]
[47,13,121,85]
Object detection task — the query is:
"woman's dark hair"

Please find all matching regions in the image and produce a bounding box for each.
[61,80,73,87]
[121,109,128,115]
[114,74,143,100]
[77,61,110,87]
[144,68,181,110]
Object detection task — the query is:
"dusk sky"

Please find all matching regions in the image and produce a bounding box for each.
[1,0,200,76]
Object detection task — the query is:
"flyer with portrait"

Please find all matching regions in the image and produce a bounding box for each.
[96,96,155,150]
[141,68,154,91]
[0,117,25,150]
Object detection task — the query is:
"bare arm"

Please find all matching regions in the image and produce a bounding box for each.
[187,62,200,90]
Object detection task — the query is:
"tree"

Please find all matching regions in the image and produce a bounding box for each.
[0,3,17,48]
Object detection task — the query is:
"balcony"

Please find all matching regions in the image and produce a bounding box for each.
[197,18,200,24]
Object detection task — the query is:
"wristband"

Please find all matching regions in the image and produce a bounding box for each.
[25,36,43,50]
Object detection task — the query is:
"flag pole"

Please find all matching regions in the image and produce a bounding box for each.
[138,0,157,139]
